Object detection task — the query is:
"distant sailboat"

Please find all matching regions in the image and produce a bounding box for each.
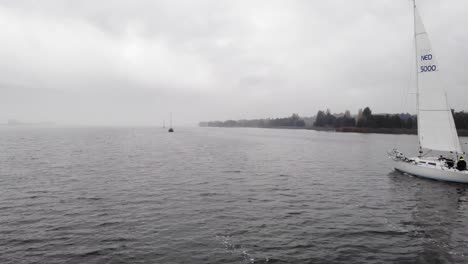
[163,120,165,129]
[388,0,468,183]
[168,112,174,133]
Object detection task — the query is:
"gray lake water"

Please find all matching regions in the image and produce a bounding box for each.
[1,127,467,263]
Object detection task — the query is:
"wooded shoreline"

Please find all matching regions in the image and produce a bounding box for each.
[199,107,468,136]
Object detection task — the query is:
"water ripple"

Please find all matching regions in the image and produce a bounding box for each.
[0,127,467,263]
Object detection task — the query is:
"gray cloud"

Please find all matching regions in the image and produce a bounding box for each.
[1,0,467,125]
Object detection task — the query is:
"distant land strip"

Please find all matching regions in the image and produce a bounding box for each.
[199,106,468,136]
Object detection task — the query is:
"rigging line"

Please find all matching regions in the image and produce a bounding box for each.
[419,109,451,111]
[401,0,417,114]
[421,149,432,157]
[396,0,417,151]
[444,92,461,152]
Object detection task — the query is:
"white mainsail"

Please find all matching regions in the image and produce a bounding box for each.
[414,6,462,153]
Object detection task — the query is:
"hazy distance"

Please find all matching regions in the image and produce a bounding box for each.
[1,0,467,126]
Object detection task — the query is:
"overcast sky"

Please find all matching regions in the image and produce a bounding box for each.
[1,0,467,126]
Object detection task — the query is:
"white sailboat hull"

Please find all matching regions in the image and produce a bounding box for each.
[392,158,468,184]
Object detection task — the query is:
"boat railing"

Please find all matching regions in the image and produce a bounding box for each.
[387,149,410,162]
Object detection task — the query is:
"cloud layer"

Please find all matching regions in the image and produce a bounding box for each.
[1,0,467,125]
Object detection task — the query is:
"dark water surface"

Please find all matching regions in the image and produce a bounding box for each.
[1,127,467,263]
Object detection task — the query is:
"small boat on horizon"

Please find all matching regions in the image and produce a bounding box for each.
[168,112,174,133]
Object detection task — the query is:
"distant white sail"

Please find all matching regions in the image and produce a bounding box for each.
[414,7,462,153]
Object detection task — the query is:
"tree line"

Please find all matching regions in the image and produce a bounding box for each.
[199,107,468,131]
[314,107,417,129]
[199,114,306,128]
[314,107,468,130]
[453,111,468,130]
[314,107,416,129]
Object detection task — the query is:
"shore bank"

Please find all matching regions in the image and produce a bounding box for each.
[202,125,468,137]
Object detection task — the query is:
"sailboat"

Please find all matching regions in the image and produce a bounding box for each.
[168,112,174,133]
[388,0,468,183]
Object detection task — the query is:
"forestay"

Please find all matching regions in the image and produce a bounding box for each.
[414,7,462,153]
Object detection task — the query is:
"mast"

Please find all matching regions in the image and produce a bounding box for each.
[413,0,422,155]
[168,112,174,132]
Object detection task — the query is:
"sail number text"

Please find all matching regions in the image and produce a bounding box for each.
[421,54,432,61]
[420,54,436,72]
[420,65,437,72]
